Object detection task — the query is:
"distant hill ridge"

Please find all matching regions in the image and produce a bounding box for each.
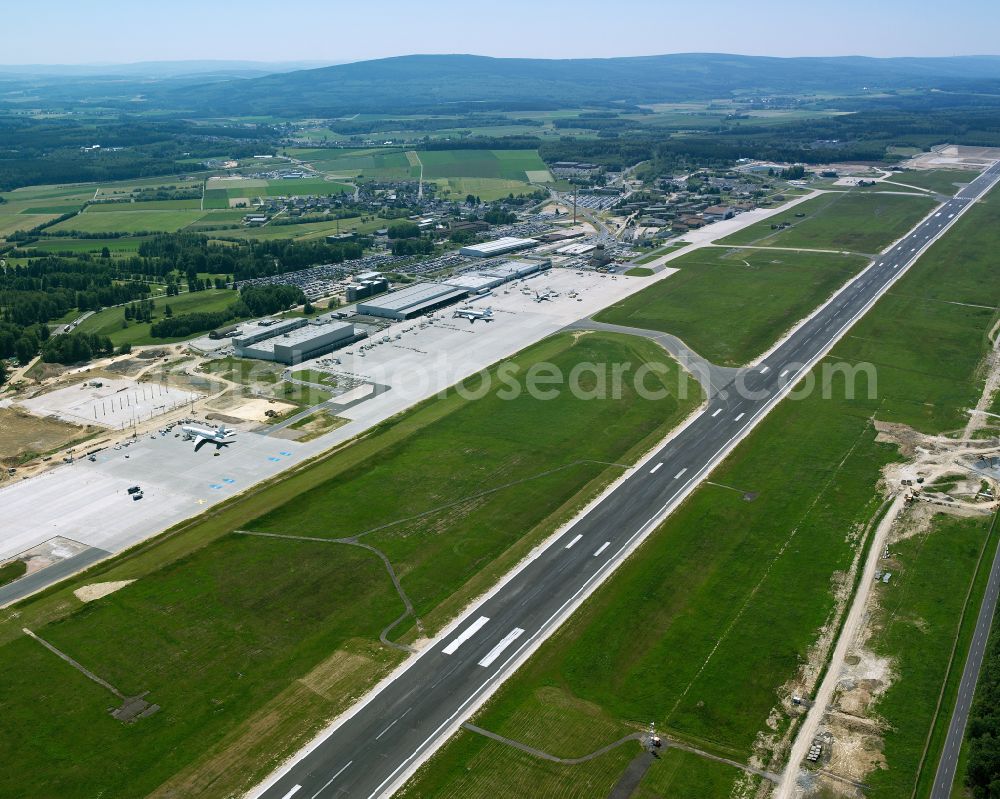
[168,52,1000,115]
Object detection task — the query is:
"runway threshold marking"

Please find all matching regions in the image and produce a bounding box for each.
[310,761,352,799]
[649,462,663,474]
[565,534,583,549]
[478,628,525,668]
[593,542,610,557]
[443,616,490,655]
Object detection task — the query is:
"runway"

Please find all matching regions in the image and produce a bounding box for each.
[254,163,1000,799]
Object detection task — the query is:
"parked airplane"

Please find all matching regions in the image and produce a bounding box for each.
[533,289,557,302]
[453,306,494,323]
[181,424,236,452]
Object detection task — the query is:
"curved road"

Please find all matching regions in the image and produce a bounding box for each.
[254,164,1000,799]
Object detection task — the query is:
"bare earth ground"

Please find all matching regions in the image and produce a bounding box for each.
[73,580,135,603]
[0,407,98,467]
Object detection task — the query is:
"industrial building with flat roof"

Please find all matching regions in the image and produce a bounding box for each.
[357,282,469,320]
[234,317,359,364]
[459,236,537,258]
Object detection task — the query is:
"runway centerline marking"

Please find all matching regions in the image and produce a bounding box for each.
[478,628,525,668]
[711,408,722,418]
[780,369,789,378]
[734,412,745,421]
[565,534,583,550]
[593,542,610,557]
[310,762,352,799]
[442,616,489,655]
[674,468,687,479]
[760,365,769,373]
[375,709,411,741]
[649,461,663,474]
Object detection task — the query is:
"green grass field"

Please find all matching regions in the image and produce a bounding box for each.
[888,169,981,194]
[716,191,935,252]
[0,332,699,799]
[828,189,1000,434]
[76,288,239,346]
[0,560,27,588]
[399,181,1000,799]
[247,333,700,624]
[404,348,898,796]
[596,247,867,365]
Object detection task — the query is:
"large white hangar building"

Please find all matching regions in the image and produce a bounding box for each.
[233,317,359,364]
[356,282,469,320]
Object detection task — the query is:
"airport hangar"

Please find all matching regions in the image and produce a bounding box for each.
[459,236,538,258]
[233,317,363,364]
[357,258,552,320]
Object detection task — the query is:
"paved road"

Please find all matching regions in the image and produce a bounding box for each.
[256,164,1000,799]
[930,512,1000,798]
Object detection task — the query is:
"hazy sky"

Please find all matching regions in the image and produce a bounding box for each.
[3,0,998,64]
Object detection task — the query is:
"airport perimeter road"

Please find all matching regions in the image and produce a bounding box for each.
[930,513,1000,799]
[256,164,1000,799]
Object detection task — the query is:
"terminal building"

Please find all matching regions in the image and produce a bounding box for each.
[233,317,360,364]
[480,258,551,281]
[444,272,505,294]
[459,236,537,258]
[357,282,469,320]
[355,258,553,320]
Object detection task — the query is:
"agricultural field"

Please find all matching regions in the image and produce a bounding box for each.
[210,214,392,242]
[20,236,155,256]
[285,147,416,180]
[75,288,239,347]
[47,209,209,234]
[399,183,1000,799]
[204,177,351,206]
[278,147,550,200]
[716,191,936,252]
[416,149,551,182]
[596,247,867,365]
[0,212,60,238]
[0,332,700,799]
[86,198,202,211]
[437,176,542,201]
